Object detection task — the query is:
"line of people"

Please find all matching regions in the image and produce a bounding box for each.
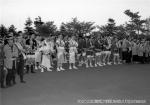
[1,32,150,88]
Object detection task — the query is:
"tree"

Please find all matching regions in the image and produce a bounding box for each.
[24,17,35,35]
[59,17,95,37]
[8,25,17,36]
[116,25,126,39]
[0,25,8,38]
[34,16,44,36]
[34,16,44,28]
[106,18,117,36]
[60,23,68,37]
[80,21,95,36]
[145,17,150,35]
[45,21,57,36]
[124,9,146,36]
[97,18,117,37]
[36,21,57,37]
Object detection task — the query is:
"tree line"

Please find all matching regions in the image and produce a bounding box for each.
[0,9,150,39]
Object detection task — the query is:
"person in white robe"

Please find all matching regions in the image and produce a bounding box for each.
[34,38,43,70]
[103,37,112,65]
[68,36,78,69]
[48,37,55,67]
[56,35,65,71]
[39,39,52,72]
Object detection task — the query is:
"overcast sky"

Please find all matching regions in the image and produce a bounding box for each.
[0,0,150,30]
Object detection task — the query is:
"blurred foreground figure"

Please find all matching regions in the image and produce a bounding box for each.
[3,33,18,87]
[0,37,7,88]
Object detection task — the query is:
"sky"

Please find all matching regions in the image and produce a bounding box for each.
[0,0,150,30]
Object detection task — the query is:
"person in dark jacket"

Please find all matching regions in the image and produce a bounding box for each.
[0,37,8,88]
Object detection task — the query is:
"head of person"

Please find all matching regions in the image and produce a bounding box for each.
[35,35,40,40]
[7,34,14,46]
[9,32,14,37]
[72,36,76,40]
[85,36,89,40]
[41,39,45,46]
[114,37,118,42]
[31,34,35,39]
[18,31,23,36]
[58,34,63,40]
[17,35,23,43]
[64,36,68,40]
[13,36,18,43]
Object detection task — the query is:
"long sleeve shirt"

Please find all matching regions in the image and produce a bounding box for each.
[3,44,18,69]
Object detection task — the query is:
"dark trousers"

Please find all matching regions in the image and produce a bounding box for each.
[12,60,17,83]
[126,51,132,63]
[6,69,12,86]
[148,56,150,63]
[0,66,3,83]
[17,54,25,82]
[26,65,34,73]
[140,53,146,64]
[5,60,16,86]
[138,56,145,63]
[132,55,138,62]
[0,65,5,87]
[119,48,122,60]
[122,51,128,61]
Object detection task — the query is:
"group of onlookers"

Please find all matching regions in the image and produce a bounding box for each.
[1,31,150,88]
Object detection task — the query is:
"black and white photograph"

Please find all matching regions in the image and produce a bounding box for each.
[0,0,150,105]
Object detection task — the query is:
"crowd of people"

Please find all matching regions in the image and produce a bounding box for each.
[0,31,150,88]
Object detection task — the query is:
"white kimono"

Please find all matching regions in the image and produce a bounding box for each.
[35,41,43,63]
[56,39,65,64]
[69,39,78,63]
[39,41,51,69]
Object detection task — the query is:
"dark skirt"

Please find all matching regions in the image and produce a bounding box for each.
[132,55,138,62]
[17,54,25,75]
[0,65,4,82]
[126,51,132,63]
[138,56,145,63]
[122,51,128,60]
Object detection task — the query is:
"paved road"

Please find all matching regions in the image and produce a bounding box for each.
[1,64,150,105]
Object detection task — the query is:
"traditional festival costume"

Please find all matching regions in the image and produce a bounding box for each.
[103,38,112,65]
[138,43,144,63]
[131,41,138,62]
[112,41,120,64]
[68,38,78,69]
[94,39,103,67]
[34,40,43,70]
[56,38,65,71]
[86,38,95,68]
[25,39,36,73]
[39,40,52,72]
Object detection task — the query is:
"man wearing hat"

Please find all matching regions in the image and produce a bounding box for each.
[15,32,26,83]
[3,33,18,87]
